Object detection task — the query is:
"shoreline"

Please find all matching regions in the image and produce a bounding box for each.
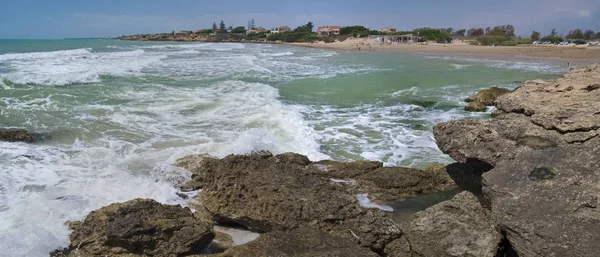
[288,39,600,66]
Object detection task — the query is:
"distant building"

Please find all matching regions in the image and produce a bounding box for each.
[271,26,292,33]
[175,30,192,36]
[373,34,422,44]
[317,26,341,36]
[380,27,397,33]
[246,27,267,34]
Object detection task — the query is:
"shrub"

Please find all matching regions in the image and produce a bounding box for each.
[499,41,518,46]
[475,35,506,45]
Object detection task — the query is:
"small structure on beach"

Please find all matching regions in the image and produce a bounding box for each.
[246,27,267,34]
[317,26,341,36]
[271,26,292,33]
[380,27,397,33]
[372,34,422,44]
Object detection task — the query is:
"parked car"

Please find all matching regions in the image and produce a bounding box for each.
[589,41,599,46]
[573,40,587,45]
[532,41,541,44]
[542,41,552,45]
[559,40,570,45]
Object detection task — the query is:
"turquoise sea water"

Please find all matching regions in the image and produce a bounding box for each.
[0,39,565,256]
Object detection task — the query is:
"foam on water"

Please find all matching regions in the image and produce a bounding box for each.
[425,55,566,73]
[357,194,394,212]
[0,48,166,86]
[0,80,327,256]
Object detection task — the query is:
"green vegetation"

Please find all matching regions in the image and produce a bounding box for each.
[122,21,600,45]
[219,20,226,33]
[266,22,319,42]
[540,36,563,43]
[231,26,246,34]
[530,31,540,41]
[413,27,452,42]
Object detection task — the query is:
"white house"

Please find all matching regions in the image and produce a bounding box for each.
[317,26,341,36]
[271,26,292,33]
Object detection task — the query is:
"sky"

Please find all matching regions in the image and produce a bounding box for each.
[0,0,598,39]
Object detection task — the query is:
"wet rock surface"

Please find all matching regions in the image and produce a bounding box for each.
[51,199,214,257]
[197,152,402,252]
[400,191,502,257]
[0,128,34,142]
[213,227,380,257]
[434,64,600,257]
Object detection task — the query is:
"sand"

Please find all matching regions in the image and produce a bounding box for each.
[289,38,600,66]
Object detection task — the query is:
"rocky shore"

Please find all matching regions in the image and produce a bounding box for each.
[50,64,600,256]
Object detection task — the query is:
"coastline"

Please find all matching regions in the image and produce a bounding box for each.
[288,39,600,66]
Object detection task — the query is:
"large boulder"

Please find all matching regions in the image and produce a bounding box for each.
[214,227,379,257]
[433,64,600,256]
[0,128,34,142]
[197,152,401,252]
[483,138,600,257]
[464,87,511,112]
[398,191,502,257]
[51,199,214,257]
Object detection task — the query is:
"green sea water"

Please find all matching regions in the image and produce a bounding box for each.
[0,39,565,256]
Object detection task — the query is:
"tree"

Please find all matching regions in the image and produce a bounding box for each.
[231,26,246,34]
[305,21,314,32]
[596,32,600,39]
[550,29,557,37]
[446,27,454,34]
[454,29,466,37]
[566,29,583,39]
[467,28,484,37]
[340,25,368,35]
[212,22,217,32]
[531,30,541,41]
[248,19,255,30]
[485,27,491,35]
[294,21,315,33]
[171,30,175,36]
[583,29,594,40]
[219,20,226,32]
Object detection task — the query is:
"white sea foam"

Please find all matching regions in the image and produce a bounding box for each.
[0,78,328,256]
[357,193,394,212]
[0,48,165,86]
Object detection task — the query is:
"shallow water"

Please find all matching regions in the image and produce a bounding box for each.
[0,39,565,256]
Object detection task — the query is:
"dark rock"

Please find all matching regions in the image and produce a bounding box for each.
[399,191,502,257]
[198,152,402,252]
[215,227,379,257]
[0,128,34,143]
[175,154,216,191]
[51,199,214,257]
[465,101,487,112]
[444,160,494,196]
[468,87,511,106]
[317,161,457,201]
[464,87,511,112]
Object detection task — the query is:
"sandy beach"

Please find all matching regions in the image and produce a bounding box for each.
[289,38,600,66]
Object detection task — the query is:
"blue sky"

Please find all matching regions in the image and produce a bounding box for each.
[1,0,598,39]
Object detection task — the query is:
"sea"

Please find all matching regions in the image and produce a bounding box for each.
[0,39,566,256]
